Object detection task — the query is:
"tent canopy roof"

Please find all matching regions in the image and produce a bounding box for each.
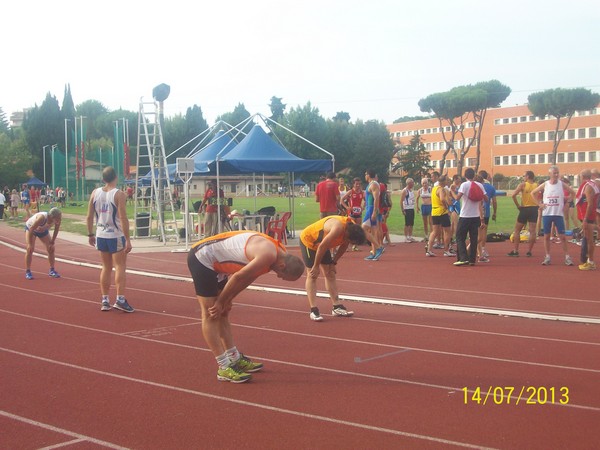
[213,125,331,174]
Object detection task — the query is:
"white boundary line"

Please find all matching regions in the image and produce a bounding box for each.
[0,348,494,449]
[2,239,600,324]
[0,410,127,449]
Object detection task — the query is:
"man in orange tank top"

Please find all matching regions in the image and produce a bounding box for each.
[299,216,366,321]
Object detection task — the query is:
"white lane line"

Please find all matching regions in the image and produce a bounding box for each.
[0,410,127,450]
[2,238,598,324]
[0,348,495,449]
[2,306,600,393]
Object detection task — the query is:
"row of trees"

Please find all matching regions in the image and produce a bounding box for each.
[2,83,598,189]
[0,89,395,189]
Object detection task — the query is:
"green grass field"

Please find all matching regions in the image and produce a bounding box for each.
[25,193,523,238]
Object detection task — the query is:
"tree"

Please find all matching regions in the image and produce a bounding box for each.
[0,106,9,134]
[528,87,600,164]
[62,84,76,119]
[217,103,251,132]
[0,132,34,187]
[347,120,395,183]
[76,99,109,140]
[418,90,467,175]
[393,115,429,123]
[418,81,511,176]
[22,93,64,178]
[325,117,354,172]
[470,80,511,172]
[391,133,431,183]
[333,111,351,123]
[280,102,328,161]
[269,96,286,123]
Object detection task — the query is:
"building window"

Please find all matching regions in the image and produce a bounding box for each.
[529,154,536,164]
[495,156,501,166]
[557,153,565,163]
[589,152,597,162]
[511,155,518,165]
[502,118,509,124]
[548,154,554,164]
[538,131,546,141]
[426,143,431,150]
[511,117,518,123]
[520,155,526,164]
[590,128,597,138]
[568,129,575,139]
[468,158,476,166]
[568,152,575,162]
[529,115,536,121]
[503,156,509,165]
[539,154,545,164]
[578,128,586,139]
[494,119,502,125]
[520,133,527,143]
[432,142,438,150]
[529,132,536,142]
[495,136,502,145]
[511,134,518,144]
[578,152,586,162]
[548,131,556,141]
[520,116,527,122]
[440,142,446,150]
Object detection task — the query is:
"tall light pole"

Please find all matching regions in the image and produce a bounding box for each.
[51,144,58,188]
[64,118,70,196]
[42,145,51,184]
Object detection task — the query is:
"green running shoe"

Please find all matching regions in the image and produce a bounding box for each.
[217,366,252,383]
[235,354,263,373]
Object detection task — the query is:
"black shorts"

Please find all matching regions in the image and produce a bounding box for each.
[404,209,415,226]
[432,214,451,228]
[187,250,227,297]
[299,241,333,269]
[517,206,539,225]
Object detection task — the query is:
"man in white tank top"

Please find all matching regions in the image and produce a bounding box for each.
[531,166,575,266]
[86,166,134,312]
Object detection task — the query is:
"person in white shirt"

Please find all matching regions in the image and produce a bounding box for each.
[452,168,488,266]
[86,166,134,312]
[531,166,575,266]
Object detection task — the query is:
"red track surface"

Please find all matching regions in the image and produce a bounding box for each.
[1,223,599,449]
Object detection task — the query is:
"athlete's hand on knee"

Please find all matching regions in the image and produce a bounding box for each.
[209,301,225,318]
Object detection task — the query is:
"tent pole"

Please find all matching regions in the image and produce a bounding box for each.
[253,173,257,212]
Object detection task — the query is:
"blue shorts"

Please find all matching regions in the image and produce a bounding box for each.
[96,236,126,253]
[26,229,49,238]
[421,204,432,216]
[542,216,565,235]
[362,207,378,226]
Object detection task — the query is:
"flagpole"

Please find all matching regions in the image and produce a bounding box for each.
[75,117,79,201]
[80,116,86,199]
[64,119,70,199]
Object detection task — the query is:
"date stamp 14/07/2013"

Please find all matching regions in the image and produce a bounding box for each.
[463,386,569,406]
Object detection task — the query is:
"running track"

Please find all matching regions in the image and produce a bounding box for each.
[1,223,599,449]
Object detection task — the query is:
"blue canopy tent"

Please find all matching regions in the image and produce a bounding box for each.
[24,176,46,187]
[212,125,331,174]
[211,124,333,234]
[190,130,238,174]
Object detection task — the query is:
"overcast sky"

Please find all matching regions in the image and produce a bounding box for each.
[3,0,599,125]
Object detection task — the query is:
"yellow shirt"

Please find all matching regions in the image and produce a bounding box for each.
[300,216,351,250]
[521,181,539,207]
[431,185,448,217]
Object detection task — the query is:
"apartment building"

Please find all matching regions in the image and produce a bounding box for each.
[387,103,600,184]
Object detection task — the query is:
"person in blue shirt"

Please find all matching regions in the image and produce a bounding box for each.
[477,170,497,262]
